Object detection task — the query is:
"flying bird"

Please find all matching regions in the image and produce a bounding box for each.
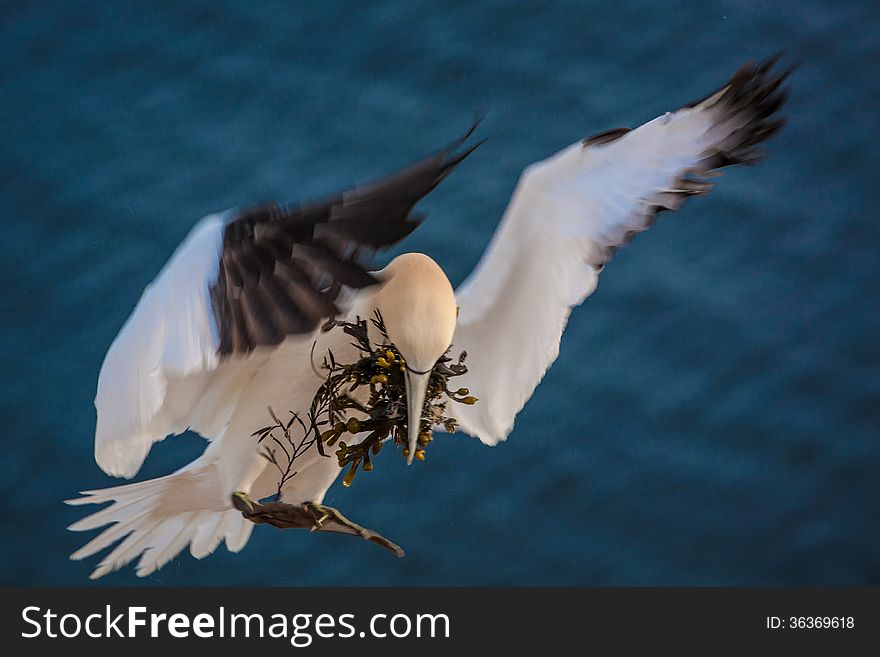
[68,57,790,579]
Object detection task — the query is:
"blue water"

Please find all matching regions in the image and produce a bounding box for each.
[1,1,878,586]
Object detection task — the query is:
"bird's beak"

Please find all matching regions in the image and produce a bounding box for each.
[404,370,431,465]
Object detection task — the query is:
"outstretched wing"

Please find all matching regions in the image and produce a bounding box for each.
[449,57,791,445]
[213,129,480,353]
[94,133,477,479]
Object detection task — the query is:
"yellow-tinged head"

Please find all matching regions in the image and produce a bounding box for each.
[369,253,457,463]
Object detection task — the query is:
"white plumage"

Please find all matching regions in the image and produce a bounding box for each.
[69,58,789,578]
[94,214,225,478]
[450,80,774,444]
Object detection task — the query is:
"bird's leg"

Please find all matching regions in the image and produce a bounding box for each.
[231,491,256,514]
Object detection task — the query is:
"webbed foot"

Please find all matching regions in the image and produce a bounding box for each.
[232,497,404,557]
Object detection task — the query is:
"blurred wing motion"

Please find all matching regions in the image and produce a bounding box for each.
[450,57,791,445]
[94,133,477,479]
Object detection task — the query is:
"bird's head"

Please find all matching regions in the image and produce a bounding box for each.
[370,252,457,464]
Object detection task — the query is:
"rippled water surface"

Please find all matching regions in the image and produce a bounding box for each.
[1,1,878,585]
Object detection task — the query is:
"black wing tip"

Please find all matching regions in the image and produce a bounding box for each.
[445,114,485,152]
[587,55,793,274]
[690,54,793,170]
[683,52,795,110]
[436,116,486,175]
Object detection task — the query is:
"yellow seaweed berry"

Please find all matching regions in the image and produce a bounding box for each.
[385,350,396,362]
[346,417,361,433]
[371,374,388,385]
[414,448,426,461]
[460,396,478,405]
[375,357,390,368]
[342,463,358,487]
[418,432,432,446]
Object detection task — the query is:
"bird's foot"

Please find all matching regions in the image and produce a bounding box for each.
[303,502,405,557]
[231,496,405,557]
[231,491,256,514]
[304,502,364,533]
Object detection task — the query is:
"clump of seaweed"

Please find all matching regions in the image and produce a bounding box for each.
[253,311,476,498]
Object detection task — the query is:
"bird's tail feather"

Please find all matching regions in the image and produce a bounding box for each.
[66,466,252,579]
